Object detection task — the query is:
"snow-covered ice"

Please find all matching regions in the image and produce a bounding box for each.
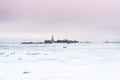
[0,42,120,80]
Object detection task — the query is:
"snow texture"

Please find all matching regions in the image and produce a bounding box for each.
[0,42,120,80]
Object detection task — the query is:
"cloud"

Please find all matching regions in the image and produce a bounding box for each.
[0,0,120,41]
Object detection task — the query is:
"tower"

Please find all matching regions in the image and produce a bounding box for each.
[51,35,54,42]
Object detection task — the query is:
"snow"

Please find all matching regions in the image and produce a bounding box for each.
[0,43,120,80]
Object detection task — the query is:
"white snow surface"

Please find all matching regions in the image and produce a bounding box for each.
[0,42,120,80]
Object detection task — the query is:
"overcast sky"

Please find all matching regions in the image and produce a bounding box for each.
[0,0,120,41]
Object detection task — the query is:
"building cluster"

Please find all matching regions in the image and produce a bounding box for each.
[22,36,79,44]
[44,36,79,44]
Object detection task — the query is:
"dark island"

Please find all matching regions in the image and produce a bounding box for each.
[22,36,79,44]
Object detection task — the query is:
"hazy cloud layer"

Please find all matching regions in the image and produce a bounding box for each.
[0,0,120,41]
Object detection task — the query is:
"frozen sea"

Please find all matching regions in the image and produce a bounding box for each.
[0,42,120,80]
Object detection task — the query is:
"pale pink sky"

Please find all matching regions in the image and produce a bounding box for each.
[0,0,120,41]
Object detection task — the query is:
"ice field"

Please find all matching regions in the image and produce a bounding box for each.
[0,42,120,80]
